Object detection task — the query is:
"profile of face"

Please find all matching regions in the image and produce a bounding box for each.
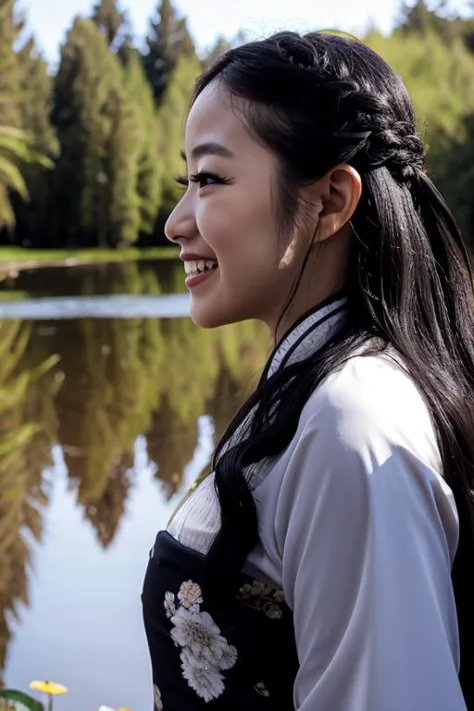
[165,80,361,335]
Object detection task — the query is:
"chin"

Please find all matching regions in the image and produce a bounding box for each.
[190,302,247,329]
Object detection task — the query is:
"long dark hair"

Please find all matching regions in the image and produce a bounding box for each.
[194,32,474,705]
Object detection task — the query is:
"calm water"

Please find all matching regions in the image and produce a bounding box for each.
[0,259,269,710]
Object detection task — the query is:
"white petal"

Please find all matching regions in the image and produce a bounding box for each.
[181,656,225,702]
[219,644,238,671]
[198,610,222,636]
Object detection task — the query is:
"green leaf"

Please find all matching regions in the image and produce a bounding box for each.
[0,126,29,142]
[0,690,44,711]
[0,156,29,198]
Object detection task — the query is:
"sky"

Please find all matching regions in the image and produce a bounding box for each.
[23,0,412,64]
[21,0,473,65]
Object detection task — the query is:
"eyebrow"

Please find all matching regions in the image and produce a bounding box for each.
[180,142,235,162]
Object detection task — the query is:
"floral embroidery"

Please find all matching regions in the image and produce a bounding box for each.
[165,580,238,702]
[164,591,176,619]
[178,580,203,609]
[154,684,163,711]
[236,580,285,619]
[254,681,270,697]
[182,661,225,702]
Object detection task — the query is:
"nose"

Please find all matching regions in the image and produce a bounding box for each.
[164,194,198,244]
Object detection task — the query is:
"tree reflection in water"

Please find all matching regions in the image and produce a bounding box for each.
[0,320,60,684]
[0,259,270,681]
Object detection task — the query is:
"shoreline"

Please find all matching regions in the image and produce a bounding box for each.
[0,248,176,280]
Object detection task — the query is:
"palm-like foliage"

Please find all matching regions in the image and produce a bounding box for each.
[0,124,52,230]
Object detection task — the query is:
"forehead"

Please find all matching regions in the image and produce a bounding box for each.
[185,81,252,156]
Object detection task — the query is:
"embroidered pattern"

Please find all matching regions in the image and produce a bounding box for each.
[177,580,203,609]
[236,580,285,619]
[164,580,238,702]
[254,681,270,697]
[154,684,163,711]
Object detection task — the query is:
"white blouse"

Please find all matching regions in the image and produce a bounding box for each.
[168,297,466,711]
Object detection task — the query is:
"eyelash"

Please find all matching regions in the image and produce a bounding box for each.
[174,171,232,190]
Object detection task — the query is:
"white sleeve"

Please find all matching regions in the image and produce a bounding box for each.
[275,395,465,711]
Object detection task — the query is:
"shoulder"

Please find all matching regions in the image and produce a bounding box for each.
[258,348,458,574]
[299,349,441,473]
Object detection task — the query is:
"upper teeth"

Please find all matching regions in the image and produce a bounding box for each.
[184,260,217,275]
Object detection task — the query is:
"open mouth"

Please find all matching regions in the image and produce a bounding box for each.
[184,259,218,278]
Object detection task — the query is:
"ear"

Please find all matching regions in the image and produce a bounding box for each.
[301,164,362,242]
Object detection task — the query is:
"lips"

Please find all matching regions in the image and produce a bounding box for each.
[184,265,218,290]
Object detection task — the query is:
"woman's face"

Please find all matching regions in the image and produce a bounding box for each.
[165,81,303,330]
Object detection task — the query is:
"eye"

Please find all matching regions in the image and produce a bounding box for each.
[175,174,189,188]
[174,171,232,190]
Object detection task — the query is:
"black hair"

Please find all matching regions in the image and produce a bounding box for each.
[193,31,474,706]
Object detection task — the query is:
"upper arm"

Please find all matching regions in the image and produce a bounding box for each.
[275,377,463,711]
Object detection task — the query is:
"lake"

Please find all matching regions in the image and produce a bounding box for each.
[0,259,269,711]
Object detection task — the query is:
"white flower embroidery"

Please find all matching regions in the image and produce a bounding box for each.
[181,659,225,703]
[154,684,163,711]
[218,643,238,671]
[171,607,229,665]
[178,580,203,608]
[165,580,237,702]
[164,591,176,619]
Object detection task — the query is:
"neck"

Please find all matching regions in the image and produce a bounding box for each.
[271,281,346,345]
[268,231,350,345]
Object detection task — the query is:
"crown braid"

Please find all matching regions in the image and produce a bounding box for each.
[273,33,425,181]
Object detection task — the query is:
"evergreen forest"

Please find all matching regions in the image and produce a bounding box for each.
[0,0,474,248]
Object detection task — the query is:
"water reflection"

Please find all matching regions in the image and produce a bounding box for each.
[0,259,185,299]
[0,319,59,679]
[0,294,190,320]
[0,259,269,707]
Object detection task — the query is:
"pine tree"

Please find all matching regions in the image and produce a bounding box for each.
[91,0,127,49]
[0,0,21,128]
[52,18,142,246]
[13,36,58,245]
[156,52,201,213]
[366,23,474,246]
[143,0,196,104]
[202,35,231,71]
[106,87,141,246]
[123,50,162,236]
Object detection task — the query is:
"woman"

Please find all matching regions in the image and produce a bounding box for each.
[142,31,474,710]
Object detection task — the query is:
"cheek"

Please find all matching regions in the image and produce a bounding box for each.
[197,193,277,269]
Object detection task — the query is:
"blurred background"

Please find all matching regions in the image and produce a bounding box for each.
[0,0,473,709]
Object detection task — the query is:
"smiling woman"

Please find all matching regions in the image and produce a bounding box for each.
[169,94,287,330]
[167,81,354,334]
[142,30,474,711]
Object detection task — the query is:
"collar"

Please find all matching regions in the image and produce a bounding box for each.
[264,294,347,380]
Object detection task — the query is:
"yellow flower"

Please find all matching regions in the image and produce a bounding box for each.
[29,681,68,696]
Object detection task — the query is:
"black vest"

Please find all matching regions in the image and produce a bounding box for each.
[142,531,299,710]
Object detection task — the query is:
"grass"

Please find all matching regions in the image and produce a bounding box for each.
[0,246,177,264]
[0,290,31,300]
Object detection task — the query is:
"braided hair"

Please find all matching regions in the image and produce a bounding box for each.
[193,32,474,707]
